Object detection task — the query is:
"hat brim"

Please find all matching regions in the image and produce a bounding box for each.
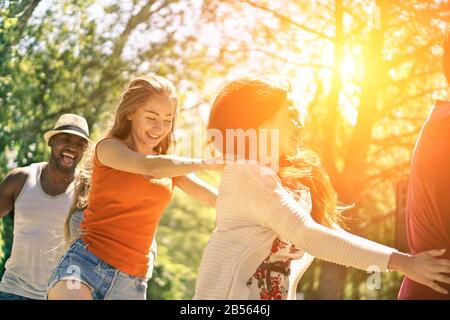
[44,129,92,144]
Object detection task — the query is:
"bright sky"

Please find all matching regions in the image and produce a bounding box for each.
[28,0,395,126]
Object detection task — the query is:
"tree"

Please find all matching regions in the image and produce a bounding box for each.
[0,0,221,293]
[1,0,448,300]
[198,0,449,299]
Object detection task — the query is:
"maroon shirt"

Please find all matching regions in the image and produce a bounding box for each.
[398,100,450,300]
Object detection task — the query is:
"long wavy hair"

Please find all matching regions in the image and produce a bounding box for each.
[208,76,346,228]
[64,75,178,244]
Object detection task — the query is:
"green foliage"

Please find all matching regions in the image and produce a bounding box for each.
[1,0,448,300]
[0,1,215,299]
[0,214,13,280]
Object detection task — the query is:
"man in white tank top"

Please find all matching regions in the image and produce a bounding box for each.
[0,114,91,300]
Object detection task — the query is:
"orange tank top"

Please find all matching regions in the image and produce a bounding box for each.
[80,137,173,278]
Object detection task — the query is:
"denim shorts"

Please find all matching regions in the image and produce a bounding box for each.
[47,239,149,300]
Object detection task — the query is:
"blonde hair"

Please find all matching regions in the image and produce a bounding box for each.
[64,75,178,244]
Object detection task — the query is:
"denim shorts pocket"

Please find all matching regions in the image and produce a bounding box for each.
[68,243,102,270]
[93,260,113,272]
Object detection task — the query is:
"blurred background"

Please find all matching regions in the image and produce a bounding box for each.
[1,0,449,299]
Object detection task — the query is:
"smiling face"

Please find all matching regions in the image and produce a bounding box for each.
[259,98,304,157]
[49,133,88,173]
[127,94,176,154]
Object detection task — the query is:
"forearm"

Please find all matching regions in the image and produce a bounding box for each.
[144,155,213,178]
[194,187,217,207]
[175,174,218,206]
[297,220,395,272]
[98,139,221,177]
[267,196,396,272]
[387,251,411,273]
[332,222,407,272]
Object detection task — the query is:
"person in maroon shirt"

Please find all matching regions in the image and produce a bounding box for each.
[398,34,450,300]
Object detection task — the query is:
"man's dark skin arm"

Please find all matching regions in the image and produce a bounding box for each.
[0,168,29,219]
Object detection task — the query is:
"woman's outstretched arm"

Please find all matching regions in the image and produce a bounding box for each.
[174,173,218,207]
[96,138,222,178]
[332,223,450,294]
[244,166,450,295]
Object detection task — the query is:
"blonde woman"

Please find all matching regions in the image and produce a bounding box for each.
[194,76,450,300]
[47,75,220,300]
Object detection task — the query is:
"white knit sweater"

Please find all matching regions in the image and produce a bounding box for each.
[193,163,397,300]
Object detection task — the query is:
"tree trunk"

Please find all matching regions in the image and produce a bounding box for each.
[316,262,348,299]
[315,0,346,301]
[316,0,387,299]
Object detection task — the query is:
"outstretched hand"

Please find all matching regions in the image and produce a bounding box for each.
[404,249,450,295]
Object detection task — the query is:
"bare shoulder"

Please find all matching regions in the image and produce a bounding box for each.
[96,137,128,155]
[96,137,145,172]
[4,166,29,184]
[0,166,30,198]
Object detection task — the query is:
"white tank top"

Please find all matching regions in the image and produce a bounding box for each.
[0,162,74,299]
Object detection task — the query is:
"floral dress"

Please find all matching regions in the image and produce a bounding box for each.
[247,237,303,300]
